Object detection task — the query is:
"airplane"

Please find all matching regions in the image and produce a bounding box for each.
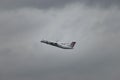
[40,40,76,49]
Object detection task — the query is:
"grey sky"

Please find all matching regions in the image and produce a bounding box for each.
[0,0,120,10]
[0,0,120,80]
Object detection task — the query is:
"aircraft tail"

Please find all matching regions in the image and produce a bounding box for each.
[70,42,76,48]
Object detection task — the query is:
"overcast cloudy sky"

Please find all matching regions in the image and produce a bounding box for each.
[0,0,120,80]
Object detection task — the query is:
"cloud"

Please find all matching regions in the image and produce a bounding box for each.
[0,2,120,80]
[0,0,120,10]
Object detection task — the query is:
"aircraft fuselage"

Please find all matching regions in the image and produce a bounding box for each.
[41,40,75,49]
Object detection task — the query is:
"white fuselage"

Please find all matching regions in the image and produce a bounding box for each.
[41,40,74,49]
[56,43,73,49]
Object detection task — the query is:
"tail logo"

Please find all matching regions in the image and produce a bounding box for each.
[70,42,76,48]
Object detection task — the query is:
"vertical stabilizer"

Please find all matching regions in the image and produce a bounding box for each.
[70,42,76,48]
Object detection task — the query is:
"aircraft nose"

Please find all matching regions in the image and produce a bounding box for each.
[40,40,43,42]
[41,40,46,43]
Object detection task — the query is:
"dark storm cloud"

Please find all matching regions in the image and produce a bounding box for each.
[0,0,120,10]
